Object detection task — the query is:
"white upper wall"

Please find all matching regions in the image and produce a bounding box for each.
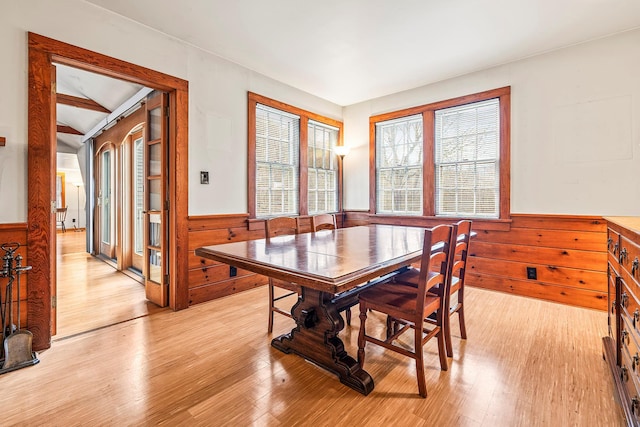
[343,28,640,216]
[0,0,341,222]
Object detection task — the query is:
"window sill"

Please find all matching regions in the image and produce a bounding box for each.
[368,213,512,232]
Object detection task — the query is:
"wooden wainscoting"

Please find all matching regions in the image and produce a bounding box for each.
[467,214,607,310]
[188,215,268,305]
[0,223,29,328]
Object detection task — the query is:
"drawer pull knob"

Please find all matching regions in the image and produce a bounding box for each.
[623,329,630,346]
[633,258,639,276]
[635,309,640,328]
[633,353,640,371]
[633,396,640,414]
[621,248,629,263]
[608,238,614,250]
[614,242,620,256]
[622,365,630,382]
[622,292,629,308]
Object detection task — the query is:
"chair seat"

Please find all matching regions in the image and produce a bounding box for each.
[359,282,440,319]
[393,268,461,294]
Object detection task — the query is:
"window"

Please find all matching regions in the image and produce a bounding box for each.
[248,92,344,219]
[376,115,423,215]
[370,87,510,220]
[435,98,500,217]
[308,121,339,214]
[255,104,300,217]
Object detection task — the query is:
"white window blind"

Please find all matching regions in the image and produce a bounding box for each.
[255,104,300,217]
[376,114,423,215]
[308,120,338,214]
[435,98,500,218]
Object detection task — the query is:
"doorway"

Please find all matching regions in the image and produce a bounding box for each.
[28,32,189,351]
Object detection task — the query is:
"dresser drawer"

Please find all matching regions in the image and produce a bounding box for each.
[609,263,619,314]
[620,342,640,422]
[621,235,640,282]
[622,312,640,362]
[609,228,621,265]
[621,279,640,332]
[609,264,618,340]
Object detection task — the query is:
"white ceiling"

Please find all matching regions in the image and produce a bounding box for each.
[84,0,640,106]
[55,64,144,152]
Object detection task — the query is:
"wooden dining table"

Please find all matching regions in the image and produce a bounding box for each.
[195,224,429,395]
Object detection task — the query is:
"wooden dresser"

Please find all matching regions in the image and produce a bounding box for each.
[604,217,640,426]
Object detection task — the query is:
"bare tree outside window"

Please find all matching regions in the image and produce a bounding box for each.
[376,115,423,215]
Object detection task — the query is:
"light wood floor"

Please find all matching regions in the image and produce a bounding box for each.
[3,256,626,425]
[55,230,165,339]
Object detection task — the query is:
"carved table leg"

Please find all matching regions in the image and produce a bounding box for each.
[271,287,374,395]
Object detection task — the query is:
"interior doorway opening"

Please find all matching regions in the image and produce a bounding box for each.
[54,63,170,338]
[28,32,189,351]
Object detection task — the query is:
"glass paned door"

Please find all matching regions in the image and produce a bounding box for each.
[97,148,115,259]
[144,93,169,307]
[132,133,144,272]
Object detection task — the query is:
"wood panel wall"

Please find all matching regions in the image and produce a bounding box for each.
[0,224,29,328]
[188,215,265,305]
[189,213,607,310]
[468,214,607,310]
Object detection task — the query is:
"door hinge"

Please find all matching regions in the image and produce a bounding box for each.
[51,200,57,214]
[165,106,170,117]
[164,274,169,285]
[52,295,57,309]
[164,200,170,211]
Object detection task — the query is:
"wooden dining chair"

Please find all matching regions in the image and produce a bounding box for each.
[56,207,68,233]
[391,220,472,357]
[310,213,337,232]
[265,216,301,333]
[357,224,455,398]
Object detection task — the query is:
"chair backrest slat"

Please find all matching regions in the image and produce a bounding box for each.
[265,217,300,240]
[452,220,472,280]
[310,214,336,232]
[56,207,67,221]
[415,224,455,317]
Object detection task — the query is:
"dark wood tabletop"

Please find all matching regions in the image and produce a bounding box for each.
[195,224,427,294]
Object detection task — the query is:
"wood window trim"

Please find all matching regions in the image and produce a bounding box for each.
[247,92,344,219]
[369,86,511,223]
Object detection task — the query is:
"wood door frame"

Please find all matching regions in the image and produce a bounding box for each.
[28,32,189,351]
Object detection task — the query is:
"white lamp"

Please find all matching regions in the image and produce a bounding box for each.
[334,145,350,158]
[73,182,84,232]
[334,145,350,227]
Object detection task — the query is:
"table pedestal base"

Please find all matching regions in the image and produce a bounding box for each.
[271,287,374,395]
